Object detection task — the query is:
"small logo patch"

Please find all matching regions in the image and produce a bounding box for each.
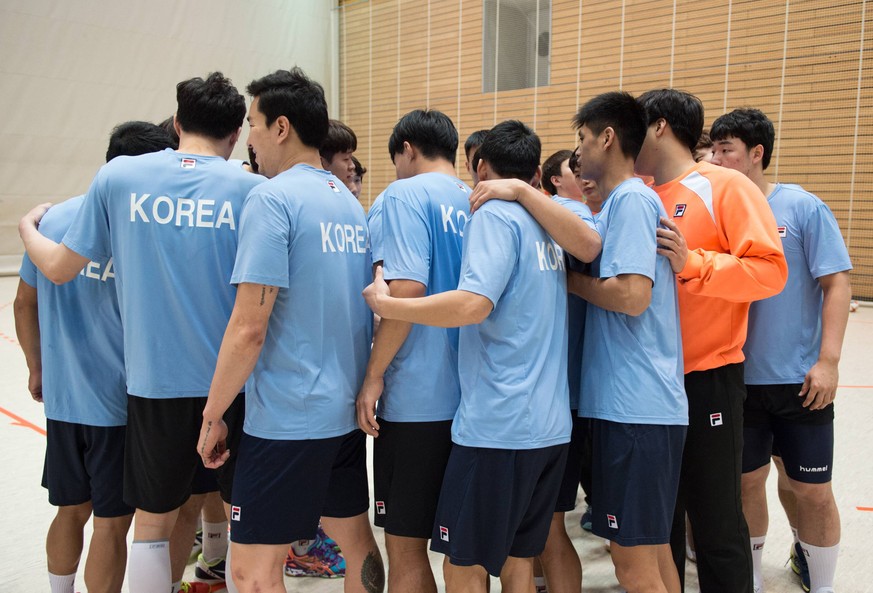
[327,180,341,193]
[753,542,765,550]
[710,412,723,427]
[777,226,787,238]
[375,501,386,515]
[607,514,619,529]
[181,158,196,169]
[231,505,241,521]
[439,526,450,541]
[674,204,687,217]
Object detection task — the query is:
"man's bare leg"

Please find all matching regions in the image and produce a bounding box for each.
[322,512,385,593]
[83,514,133,593]
[443,558,488,593]
[538,512,581,593]
[385,533,436,593]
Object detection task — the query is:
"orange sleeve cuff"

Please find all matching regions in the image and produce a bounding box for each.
[679,249,704,281]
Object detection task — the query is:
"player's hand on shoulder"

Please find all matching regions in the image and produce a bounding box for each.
[469,178,526,214]
[657,216,689,274]
[19,202,53,232]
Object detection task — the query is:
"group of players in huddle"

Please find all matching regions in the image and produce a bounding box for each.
[16,65,850,593]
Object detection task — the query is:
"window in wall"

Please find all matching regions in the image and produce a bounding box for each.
[483,0,551,93]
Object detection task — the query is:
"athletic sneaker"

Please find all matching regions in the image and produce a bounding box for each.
[789,542,811,592]
[284,528,346,578]
[579,506,593,532]
[189,528,203,564]
[194,553,226,584]
[180,582,210,593]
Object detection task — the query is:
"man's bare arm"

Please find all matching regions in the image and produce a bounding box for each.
[568,272,652,317]
[13,280,42,402]
[19,204,89,284]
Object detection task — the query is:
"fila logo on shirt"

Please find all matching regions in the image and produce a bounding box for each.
[181,158,196,169]
[440,204,469,237]
[375,501,386,515]
[777,226,787,238]
[710,412,723,427]
[674,204,687,217]
[439,526,450,542]
[231,506,241,521]
[536,241,566,272]
[606,514,619,529]
[327,180,341,193]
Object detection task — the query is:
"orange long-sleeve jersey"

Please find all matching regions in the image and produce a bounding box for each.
[655,162,788,373]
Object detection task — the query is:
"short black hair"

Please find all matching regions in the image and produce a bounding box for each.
[388,109,458,164]
[541,149,574,195]
[477,120,541,181]
[175,72,246,140]
[636,88,704,152]
[710,108,776,170]
[464,129,491,158]
[158,116,180,148]
[352,155,367,177]
[246,67,329,149]
[574,91,647,159]
[106,121,176,162]
[320,120,358,162]
[568,151,579,174]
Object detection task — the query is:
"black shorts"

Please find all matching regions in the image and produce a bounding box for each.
[373,418,453,538]
[230,430,369,545]
[590,420,685,546]
[555,415,590,512]
[743,384,834,482]
[430,443,568,577]
[124,394,244,513]
[42,420,133,518]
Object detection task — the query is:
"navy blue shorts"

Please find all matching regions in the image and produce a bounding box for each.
[590,420,685,546]
[43,420,133,518]
[743,384,833,483]
[430,443,568,577]
[555,415,590,512]
[230,430,369,545]
[373,418,453,538]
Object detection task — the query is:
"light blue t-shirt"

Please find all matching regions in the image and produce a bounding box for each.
[62,149,263,398]
[367,191,385,266]
[580,178,687,425]
[20,196,126,427]
[231,164,372,440]
[744,184,852,385]
[379,173,471,422]
[552,196,597,411]
[454,200,571,450]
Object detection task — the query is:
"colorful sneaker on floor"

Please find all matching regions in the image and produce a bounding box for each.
[195,553,226,584]
[180,582,211,593]
[579,506,593,532]
[789,542,811,592]
[284,526,346,578]
[189,528,204,564]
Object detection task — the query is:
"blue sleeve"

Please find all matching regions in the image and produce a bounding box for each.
[554,196,598,231]
[61,169,112,261]
[382,193,430,286]
[457,209,517,307]
[367,195,384,266]
[803,202,852,279]
[19,253,37,287]
[231,192,291,288]
[599,192,657,282]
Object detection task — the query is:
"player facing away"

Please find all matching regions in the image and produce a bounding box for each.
[710,108,851,593]
[365,120,596,593]
[14,121,176,593]
[356,108,470,593]
[196,67,384,593]
[635,89,788,593]
[18,73,262,593]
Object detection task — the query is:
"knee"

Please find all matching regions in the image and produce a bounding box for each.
[57,503,93,528]
[614,564,658,593]
[791,481,835,508]
[741,465,769,494]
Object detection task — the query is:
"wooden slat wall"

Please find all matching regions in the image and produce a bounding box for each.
[339,0,873,299]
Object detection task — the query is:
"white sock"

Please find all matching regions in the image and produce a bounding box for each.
[48,572,76,593]
[128,540,171,593]
[225,538,240,593]
[750,536,766,592]
[534,575,548,592]
[801,541,839,592]
[202,520,228,563]
[791,525,799,544]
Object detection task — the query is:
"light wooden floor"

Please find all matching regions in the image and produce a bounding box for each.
[0,275,870,592]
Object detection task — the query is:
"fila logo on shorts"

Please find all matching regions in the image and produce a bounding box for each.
[327,180,341,193]
[607,514,619,529]
[777,226,787,238]
[231,505,241,521]
[375,501,386,515]
[439,526,450,542]
[181,158,196,169]
[710,412,723,427]
[674,204,687,217]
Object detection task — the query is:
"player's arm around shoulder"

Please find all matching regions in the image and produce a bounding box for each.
[679,171,787,301]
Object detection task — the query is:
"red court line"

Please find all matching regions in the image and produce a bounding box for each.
[839,385,873,389]
[0,405,46,436]
[857,507,873,512]
[0,330,19,346]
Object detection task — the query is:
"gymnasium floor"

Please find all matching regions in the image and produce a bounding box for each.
[0,274,870,592]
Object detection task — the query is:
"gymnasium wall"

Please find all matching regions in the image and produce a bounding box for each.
[0,0,338,271]
[338,0,873,300]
